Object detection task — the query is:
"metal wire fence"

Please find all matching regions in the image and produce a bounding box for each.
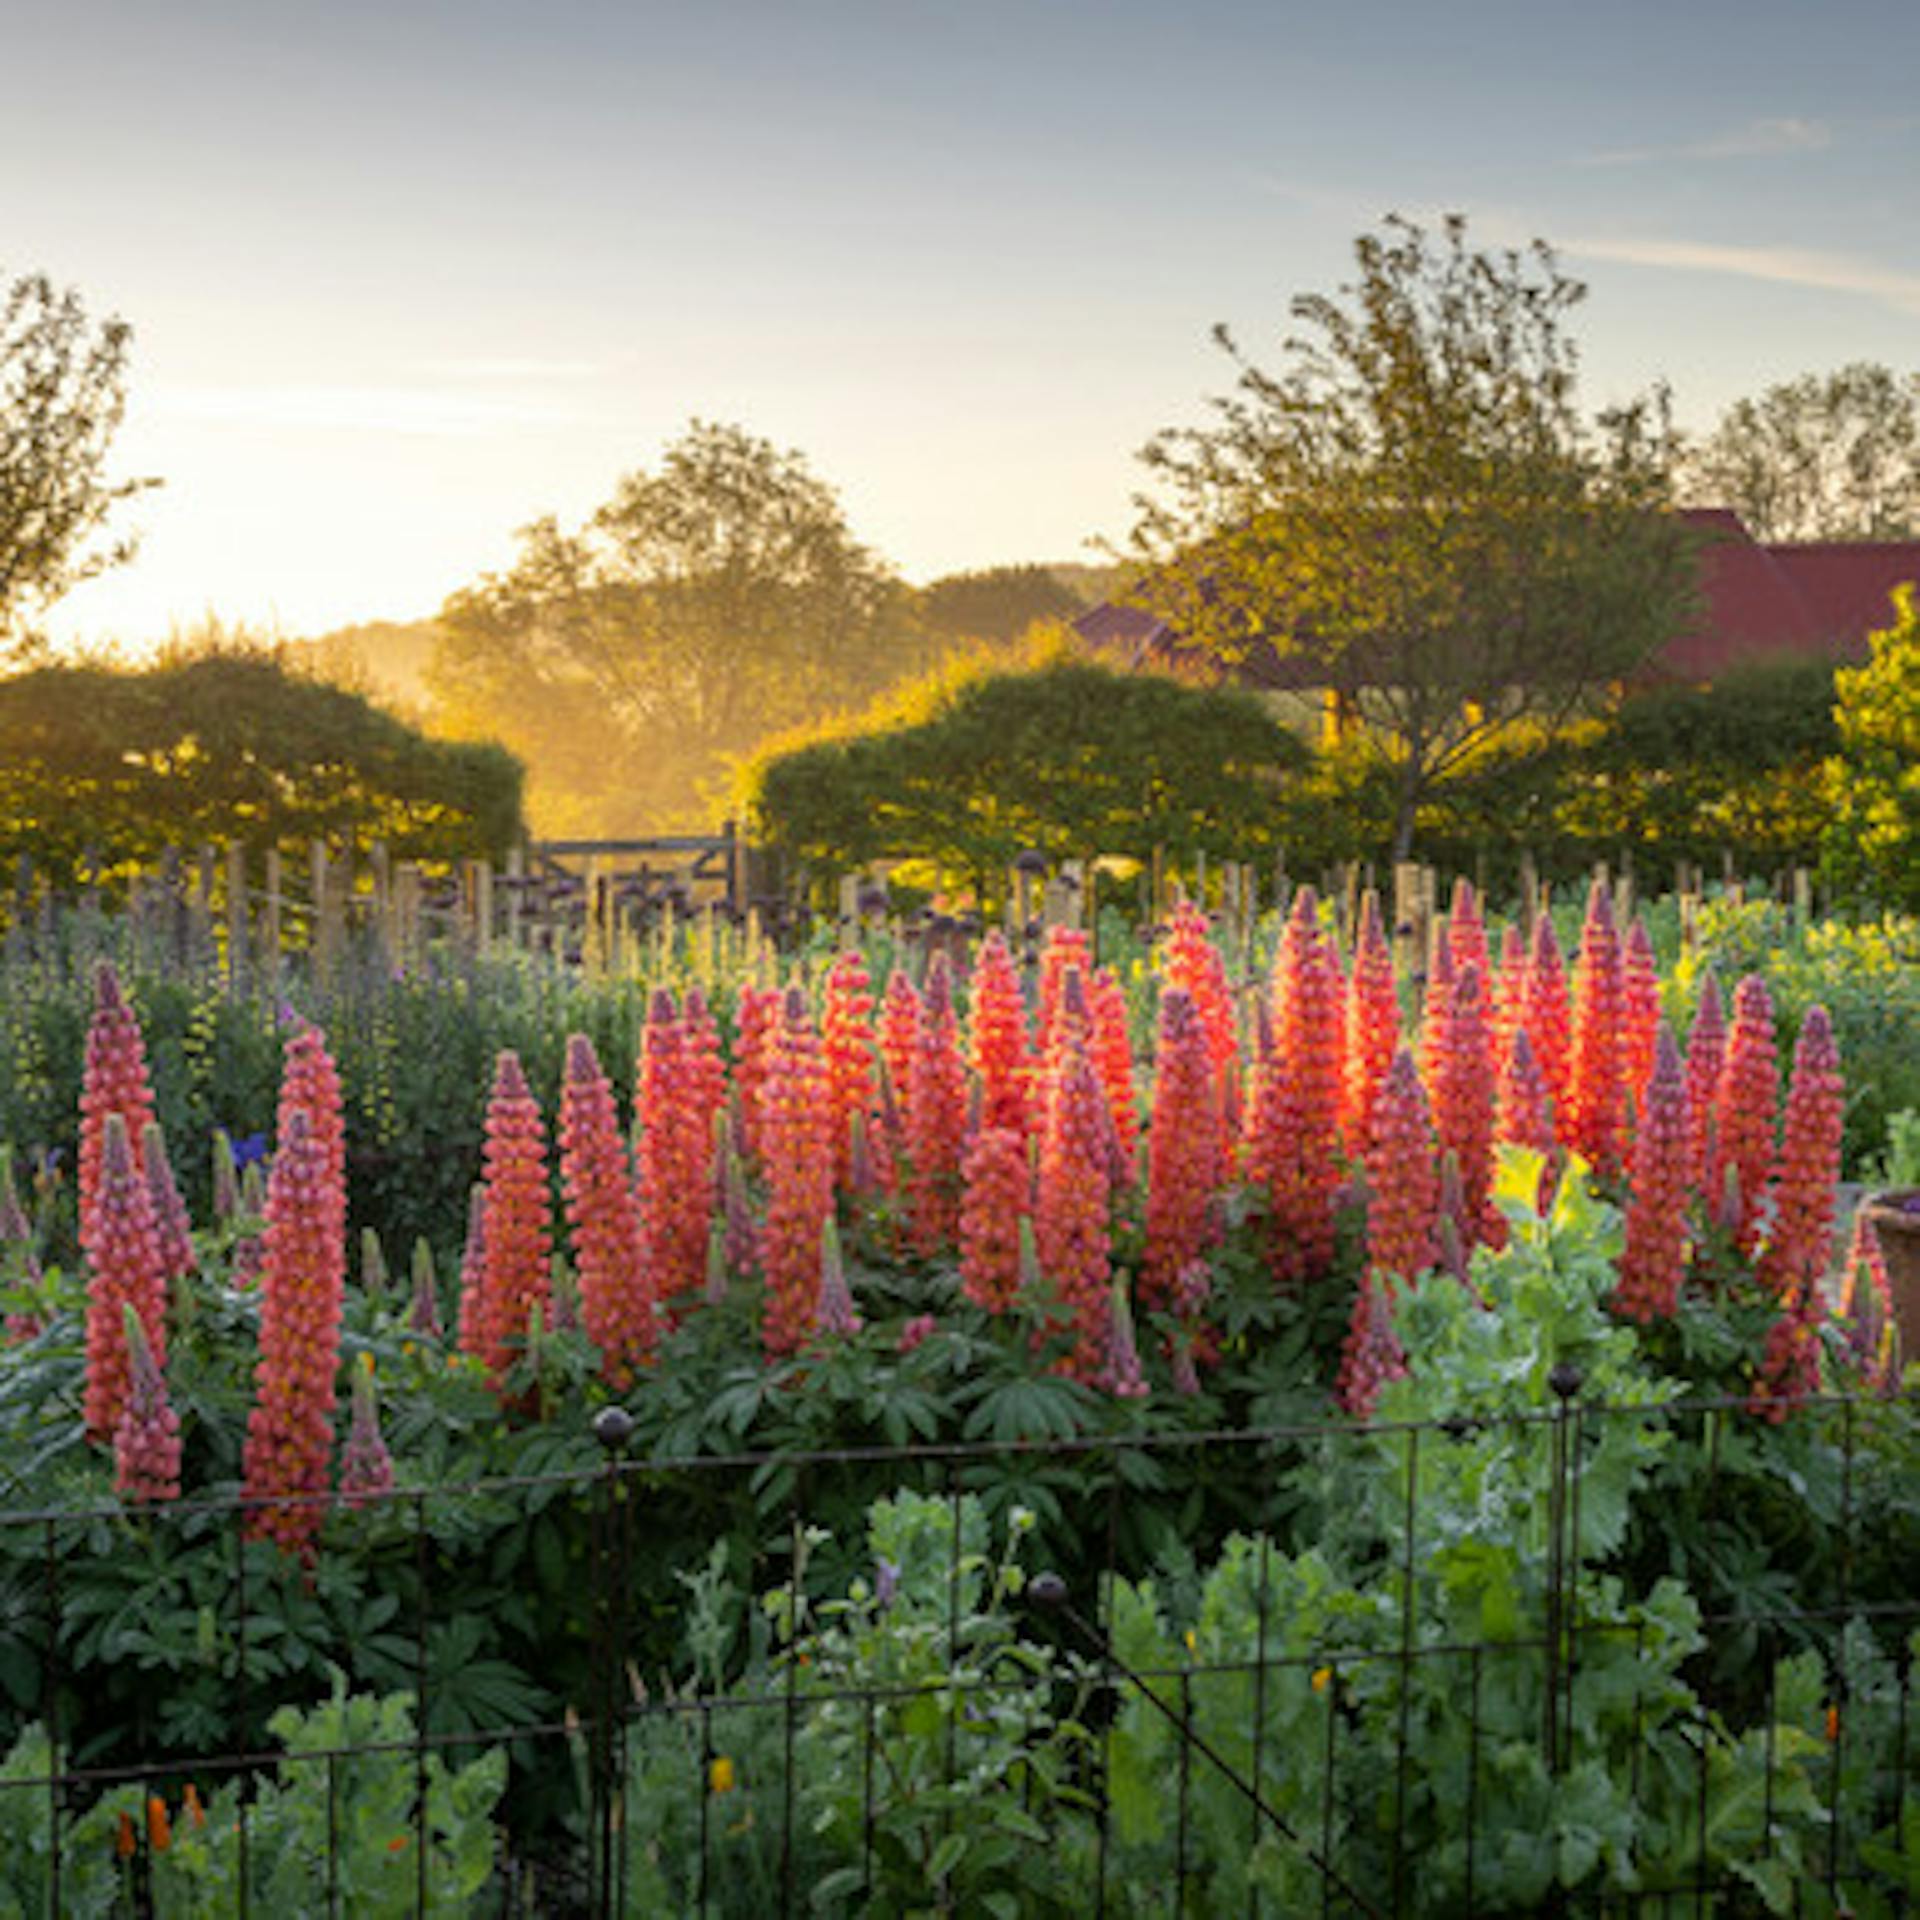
[3,1385,1916,1916]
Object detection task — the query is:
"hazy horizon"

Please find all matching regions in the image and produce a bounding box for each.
[8,0,1917,651]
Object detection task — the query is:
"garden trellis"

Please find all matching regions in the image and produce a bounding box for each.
[2,1396,1917,1915]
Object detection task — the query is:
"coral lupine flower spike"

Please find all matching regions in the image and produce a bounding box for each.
[759,987,834,1356]
[1141,986,1220,1312]
[1613,1026,1692,1323]
[1712,975,1781,1258]
[242,1107,346,1558]
[1758,1005,1846,1300]
[458,1051,554,1385]
[83,1113,169,1446]
[79,961,157,1264]
[1566,881,1628,1181]
[559,1033,656,1386]
[905,955,969,1255]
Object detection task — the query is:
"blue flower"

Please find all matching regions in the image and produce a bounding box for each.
[231,1132,269,1171]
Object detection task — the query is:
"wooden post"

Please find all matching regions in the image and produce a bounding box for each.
[311,841,345,985]
[262,848,284,987]
[506,846,526,950]
[369,841,393,968]
[1392,861,1423,980]
[463,859,492,956]
[224,844,248,992]
[395,862,423,972]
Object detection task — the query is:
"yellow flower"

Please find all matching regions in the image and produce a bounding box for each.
[1184,1629,1198,1656]
[709,1755,736,1795]
[1311,1666,1333,1694]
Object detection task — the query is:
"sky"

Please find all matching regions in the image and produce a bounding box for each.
[7,0,1918,651]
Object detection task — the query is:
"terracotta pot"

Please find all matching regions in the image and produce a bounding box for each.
[1860,1189,1920,1371]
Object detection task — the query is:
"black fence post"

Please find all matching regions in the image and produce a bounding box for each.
[588,1405,636,1917]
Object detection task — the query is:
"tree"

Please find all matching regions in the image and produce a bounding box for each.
[1,272,155,655]
[0,643,523,890]
[428,421,922,834]
[915,564,1088,645]
[1685,362,1920,541]
[1126,214,1701,860]
[1825,584,1920,908]
[740,629,1310,896]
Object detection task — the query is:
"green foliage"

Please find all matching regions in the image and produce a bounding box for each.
[1408,657,1838,890]
[1101,1167,1918,1914]
[1128,211,1699,860]
[0,1684,504,1919]
[615,1493,1101,1915]
[1826,583,1920,910]
[742,632,1309,891]
[1673,896,1920,1175]
[915,564,1088,645]
[1,271,156,658]
[0,646,523,891]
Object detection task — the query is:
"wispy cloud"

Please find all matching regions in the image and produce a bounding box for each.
[1565,232,1920,318]
[426,357,606,381]
[1582,117,1831,168]
[152,385,581,437]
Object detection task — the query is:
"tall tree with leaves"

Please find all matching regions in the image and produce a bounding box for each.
[1127,214,1700,860]
[1,272,155,657]
[428,421,921,834]
[1685,362,1920,542]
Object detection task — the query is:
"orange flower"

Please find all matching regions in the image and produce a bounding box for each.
[116,1810,136,1858]
[147,1795,172,1852]
[183,1782,206,1829]
[1825,1704,1841,1743]
[388,1833,410,1853]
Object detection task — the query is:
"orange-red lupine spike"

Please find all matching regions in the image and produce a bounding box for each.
[458,1051,553,1384]
[1681,972,1727,1201]
[759,988,834,1355]
[114,1305,182,1504]
[1490,921,1529,1081]
[821,953,880,1189]
[1161,900,1238,1114]
[1621,918,1662,1108]
[1495,1025,1558,1213]
[959,1123,1030,1313]
[242,1104,346,1558]
[1433,965,1501,1254]
[1522,914,1573,1141]
[78,962,156,1266]
[1141,986,1220,1313]
[1566,881,1629,1181]
[905,955,969,1255]
[1088,967,1141,1181]
[1446,877,1491,985]
[1757,1005,1845,1299]
[1613,1027,1692,1322]
[560,1033,656,1385]
[83,1114,169,1446]
[1036,926,1093,1063]
[1032,1026,1113,1380]
[1712,975,1780,1258]
[1365,1048,1440,1287]
[967,931,1032,1139]
[1340,890,1400,1159]
[1254,890,1344,1284]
